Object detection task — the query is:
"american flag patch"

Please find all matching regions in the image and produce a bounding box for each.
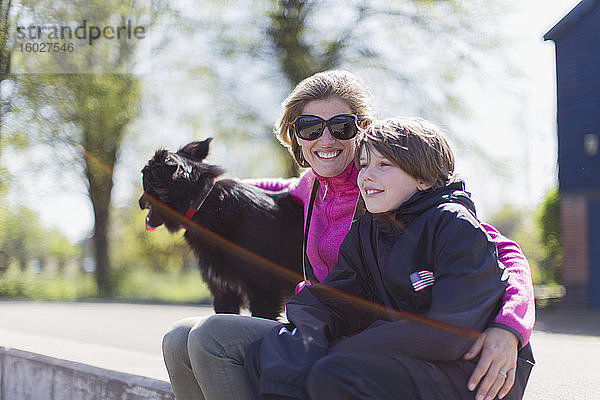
[410,270,435,292]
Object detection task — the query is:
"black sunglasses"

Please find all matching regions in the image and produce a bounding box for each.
[293,114,359,141]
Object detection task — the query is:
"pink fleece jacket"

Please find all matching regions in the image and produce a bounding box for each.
[250,163,535,346]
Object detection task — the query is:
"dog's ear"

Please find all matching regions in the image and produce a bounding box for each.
[178,138,212,161]
[207,164,225,179]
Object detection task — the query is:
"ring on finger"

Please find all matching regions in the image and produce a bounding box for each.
[498,370,508,378]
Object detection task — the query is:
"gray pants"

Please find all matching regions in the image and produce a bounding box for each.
[162,314,280,400]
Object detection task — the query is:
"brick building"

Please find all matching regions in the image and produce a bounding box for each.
[544,0,600,308]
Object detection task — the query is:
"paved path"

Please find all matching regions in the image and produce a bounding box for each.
[0,300,211,381]
[1,300,599,399]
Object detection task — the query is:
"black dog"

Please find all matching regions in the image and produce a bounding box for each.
[139,138,303,320]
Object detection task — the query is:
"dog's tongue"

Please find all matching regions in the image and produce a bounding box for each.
[145,214,157,232]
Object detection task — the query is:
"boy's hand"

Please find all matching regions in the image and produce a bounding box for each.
[463,327,518,400]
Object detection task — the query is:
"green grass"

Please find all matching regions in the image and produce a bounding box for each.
[0,264,211,304]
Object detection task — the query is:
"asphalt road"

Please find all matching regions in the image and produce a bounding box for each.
[1,300,599,399]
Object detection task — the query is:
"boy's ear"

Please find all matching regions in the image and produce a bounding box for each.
[416,181,432,191]
[178,138,212,161]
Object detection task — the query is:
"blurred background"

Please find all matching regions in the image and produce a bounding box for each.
[0,0,579,304]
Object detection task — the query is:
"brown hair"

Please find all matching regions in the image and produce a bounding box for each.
[276,70,375,168]
[355,117,455,188]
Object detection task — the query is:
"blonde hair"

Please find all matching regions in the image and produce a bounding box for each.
[356,117,455,188]
[276,70,375,168]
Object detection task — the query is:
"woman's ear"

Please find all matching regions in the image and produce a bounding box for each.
[292,137,308,167]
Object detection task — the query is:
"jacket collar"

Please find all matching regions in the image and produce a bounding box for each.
[312,162,359,194]
[372,180,474,232]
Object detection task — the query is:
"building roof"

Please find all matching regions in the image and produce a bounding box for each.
[544,0,598,41]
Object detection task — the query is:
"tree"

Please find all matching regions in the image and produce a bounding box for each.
[3,0,166,294]
[1,0,13,196]
[536,188,561,283]
[0,205,49,273]
[175,0,510,178]
[267,0,508,127]
[267,0,342,87]
[0,0,11,82]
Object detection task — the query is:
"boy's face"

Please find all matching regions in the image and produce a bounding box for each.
[357,146,423,214]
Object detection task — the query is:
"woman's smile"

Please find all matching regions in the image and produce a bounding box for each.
[315,150,342,159]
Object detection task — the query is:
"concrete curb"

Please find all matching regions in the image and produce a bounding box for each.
[0,346,174,400]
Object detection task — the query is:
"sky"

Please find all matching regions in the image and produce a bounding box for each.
[446,0,581,219]
[2,0,583,242]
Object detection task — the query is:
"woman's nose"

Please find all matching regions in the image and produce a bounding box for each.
[318,127,336,145]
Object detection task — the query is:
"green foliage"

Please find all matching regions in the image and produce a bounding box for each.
[489,204,545,285]
[0,264,97,300]
[0,168,9,199]
[0,194,207,303]
[267,0,337,86]
[111,269,210,303]
[47,229,80,270]
[489,189,563,287]
[107,201,210,302]
[486,204,524,238]
[0,263,210,303]
[536,188,561,284]
[0,0,11,80]
[488,205,541,284]
[0,204,78,273]
[110,203,195,274]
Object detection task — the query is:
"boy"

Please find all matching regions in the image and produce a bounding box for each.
[245,117,532,400]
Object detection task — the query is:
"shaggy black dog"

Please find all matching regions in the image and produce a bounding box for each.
[139,138,303,319]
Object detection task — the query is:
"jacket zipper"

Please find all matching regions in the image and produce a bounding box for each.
[318,182,333,277]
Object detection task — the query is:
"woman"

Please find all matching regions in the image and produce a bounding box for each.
[162,70,535,400]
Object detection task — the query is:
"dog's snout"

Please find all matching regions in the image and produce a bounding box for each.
[139,193,149,210]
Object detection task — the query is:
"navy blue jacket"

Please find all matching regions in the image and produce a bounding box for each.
[246,181,507,399]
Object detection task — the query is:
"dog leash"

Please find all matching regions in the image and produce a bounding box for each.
[295,178,367,294]
[296,178,320,293]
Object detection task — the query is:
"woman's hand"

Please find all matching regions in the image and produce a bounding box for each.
[463,327,519,400]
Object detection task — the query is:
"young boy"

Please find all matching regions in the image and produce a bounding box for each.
[245,117,532,400]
